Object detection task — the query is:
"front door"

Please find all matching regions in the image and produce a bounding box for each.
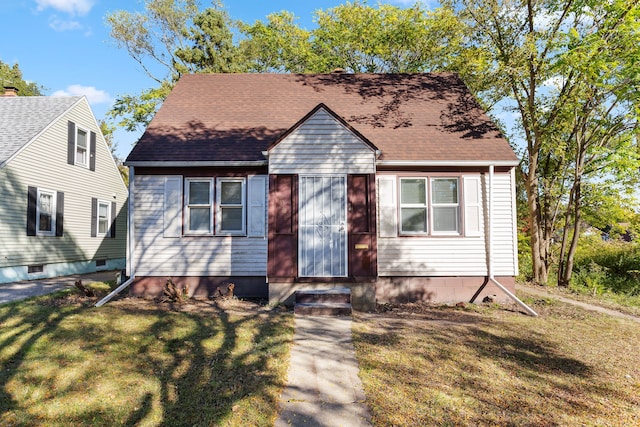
[299,175,347,277]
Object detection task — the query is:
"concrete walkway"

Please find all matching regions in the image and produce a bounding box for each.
[516,283,640,324]
[275,315,372,427]
[0,270,119,305]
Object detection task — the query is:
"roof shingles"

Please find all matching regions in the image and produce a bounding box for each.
[126,73,517,164]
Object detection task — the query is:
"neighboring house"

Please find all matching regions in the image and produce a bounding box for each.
[0,88,128,284]
[124,73,519,310]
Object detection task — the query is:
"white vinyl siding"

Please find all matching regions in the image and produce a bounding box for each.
[268,108,376,175]
[377,172,516,277]
[133,174,267,277]
[0,98,128,274]
[163,176,182,238]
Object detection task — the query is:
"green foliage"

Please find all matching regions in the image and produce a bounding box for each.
[0,60,44,96]
[571,236,640,296]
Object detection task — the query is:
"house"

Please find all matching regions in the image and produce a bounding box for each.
[124,73,519,310]
[0,87,128,284]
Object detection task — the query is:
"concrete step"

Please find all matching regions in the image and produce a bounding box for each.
[294,287,352,316]
[294,302,352,316]
[295,287,351,304]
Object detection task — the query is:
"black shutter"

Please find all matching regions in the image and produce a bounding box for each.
[110,201,117,238]
[67,121,75,165]
[27,186,37,236]
[89,131,96,171]
[56,192,64,237]
[91,198,97,237]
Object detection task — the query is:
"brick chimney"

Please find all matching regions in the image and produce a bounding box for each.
[2,87,19,97]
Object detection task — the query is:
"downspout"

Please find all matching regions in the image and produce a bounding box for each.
[487,165,538,317]
[96,166,136,307]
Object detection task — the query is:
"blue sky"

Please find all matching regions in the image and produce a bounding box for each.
[1,0,419,160]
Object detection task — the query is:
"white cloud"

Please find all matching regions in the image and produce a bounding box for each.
[52,85,112,104]
[48,16,82,31]
[35,0,95,16]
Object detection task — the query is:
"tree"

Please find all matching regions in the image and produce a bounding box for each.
[0,60,44,96]
[105,0,205,130]
[453,0,640,285]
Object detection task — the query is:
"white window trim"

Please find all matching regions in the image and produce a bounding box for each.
[36,188,56,236]
[398,176,462,237]
[96,200,111,237]
[399,177,428,235]
[216,178,246,236]
[75,126,89,168]
[430,177,461,236]
[184,178,214,236]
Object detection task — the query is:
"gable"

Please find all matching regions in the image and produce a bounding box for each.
[268,105,376,175]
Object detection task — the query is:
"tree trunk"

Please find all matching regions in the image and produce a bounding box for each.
[525,168,549,284]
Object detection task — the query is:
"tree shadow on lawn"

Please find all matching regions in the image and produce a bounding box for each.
[355,307,637,426]
[0,295,293,426]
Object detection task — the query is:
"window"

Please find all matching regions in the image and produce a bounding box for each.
[27,187,63,237]
[217,178,246,234]
[36,188,56,236]
[183,178,248,236]
[431,178,460,234]
[97,201,110,235]
[400,178,427,234]
[75,127,88,167]
[185,179,213,235]
[398,177,460,236]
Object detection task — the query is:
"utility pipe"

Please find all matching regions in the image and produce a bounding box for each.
[487,165,538,317]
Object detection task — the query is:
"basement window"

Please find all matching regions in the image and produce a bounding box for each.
[28,264,44,274]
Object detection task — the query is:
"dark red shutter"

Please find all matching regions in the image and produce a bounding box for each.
[268,175,298,278]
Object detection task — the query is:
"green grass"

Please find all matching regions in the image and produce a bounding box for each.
[353,297,640,426]
[0,285,293,427]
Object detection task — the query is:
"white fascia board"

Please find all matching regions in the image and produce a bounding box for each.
[124,161,268,167]
[376,160,520,167]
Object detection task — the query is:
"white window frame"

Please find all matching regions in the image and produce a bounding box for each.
[399,177,428,235]
[216,178,246,235]
[184,178,214,236]
[430,177,461,236]
[96,200,111,236]
[75,126,89,168]
[398,176,461,236]
[36,188,56,236]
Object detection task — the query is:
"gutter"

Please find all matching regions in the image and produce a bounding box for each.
[95,277,135,307]
[124,160,267,167]
[484,164,538,317]
[377,160,520,167]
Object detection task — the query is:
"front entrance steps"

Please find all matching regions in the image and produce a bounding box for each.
[294,287,352,316]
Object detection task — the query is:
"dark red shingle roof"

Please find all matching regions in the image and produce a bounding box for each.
[126,73,517,163]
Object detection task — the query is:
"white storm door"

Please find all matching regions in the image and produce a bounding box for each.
[299,175,347,277]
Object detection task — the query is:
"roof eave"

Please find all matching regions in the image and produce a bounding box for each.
[124,160,268,167]
[377,160,520,167]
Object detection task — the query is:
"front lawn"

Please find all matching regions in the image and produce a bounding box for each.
[354,294,640,426]
[0,287,293,426]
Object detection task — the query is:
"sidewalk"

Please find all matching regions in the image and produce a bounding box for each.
[0,270,119,305]
[516,283,640,324]
[275,315,372,427]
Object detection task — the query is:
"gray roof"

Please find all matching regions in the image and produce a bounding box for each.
[0,96,83,166]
